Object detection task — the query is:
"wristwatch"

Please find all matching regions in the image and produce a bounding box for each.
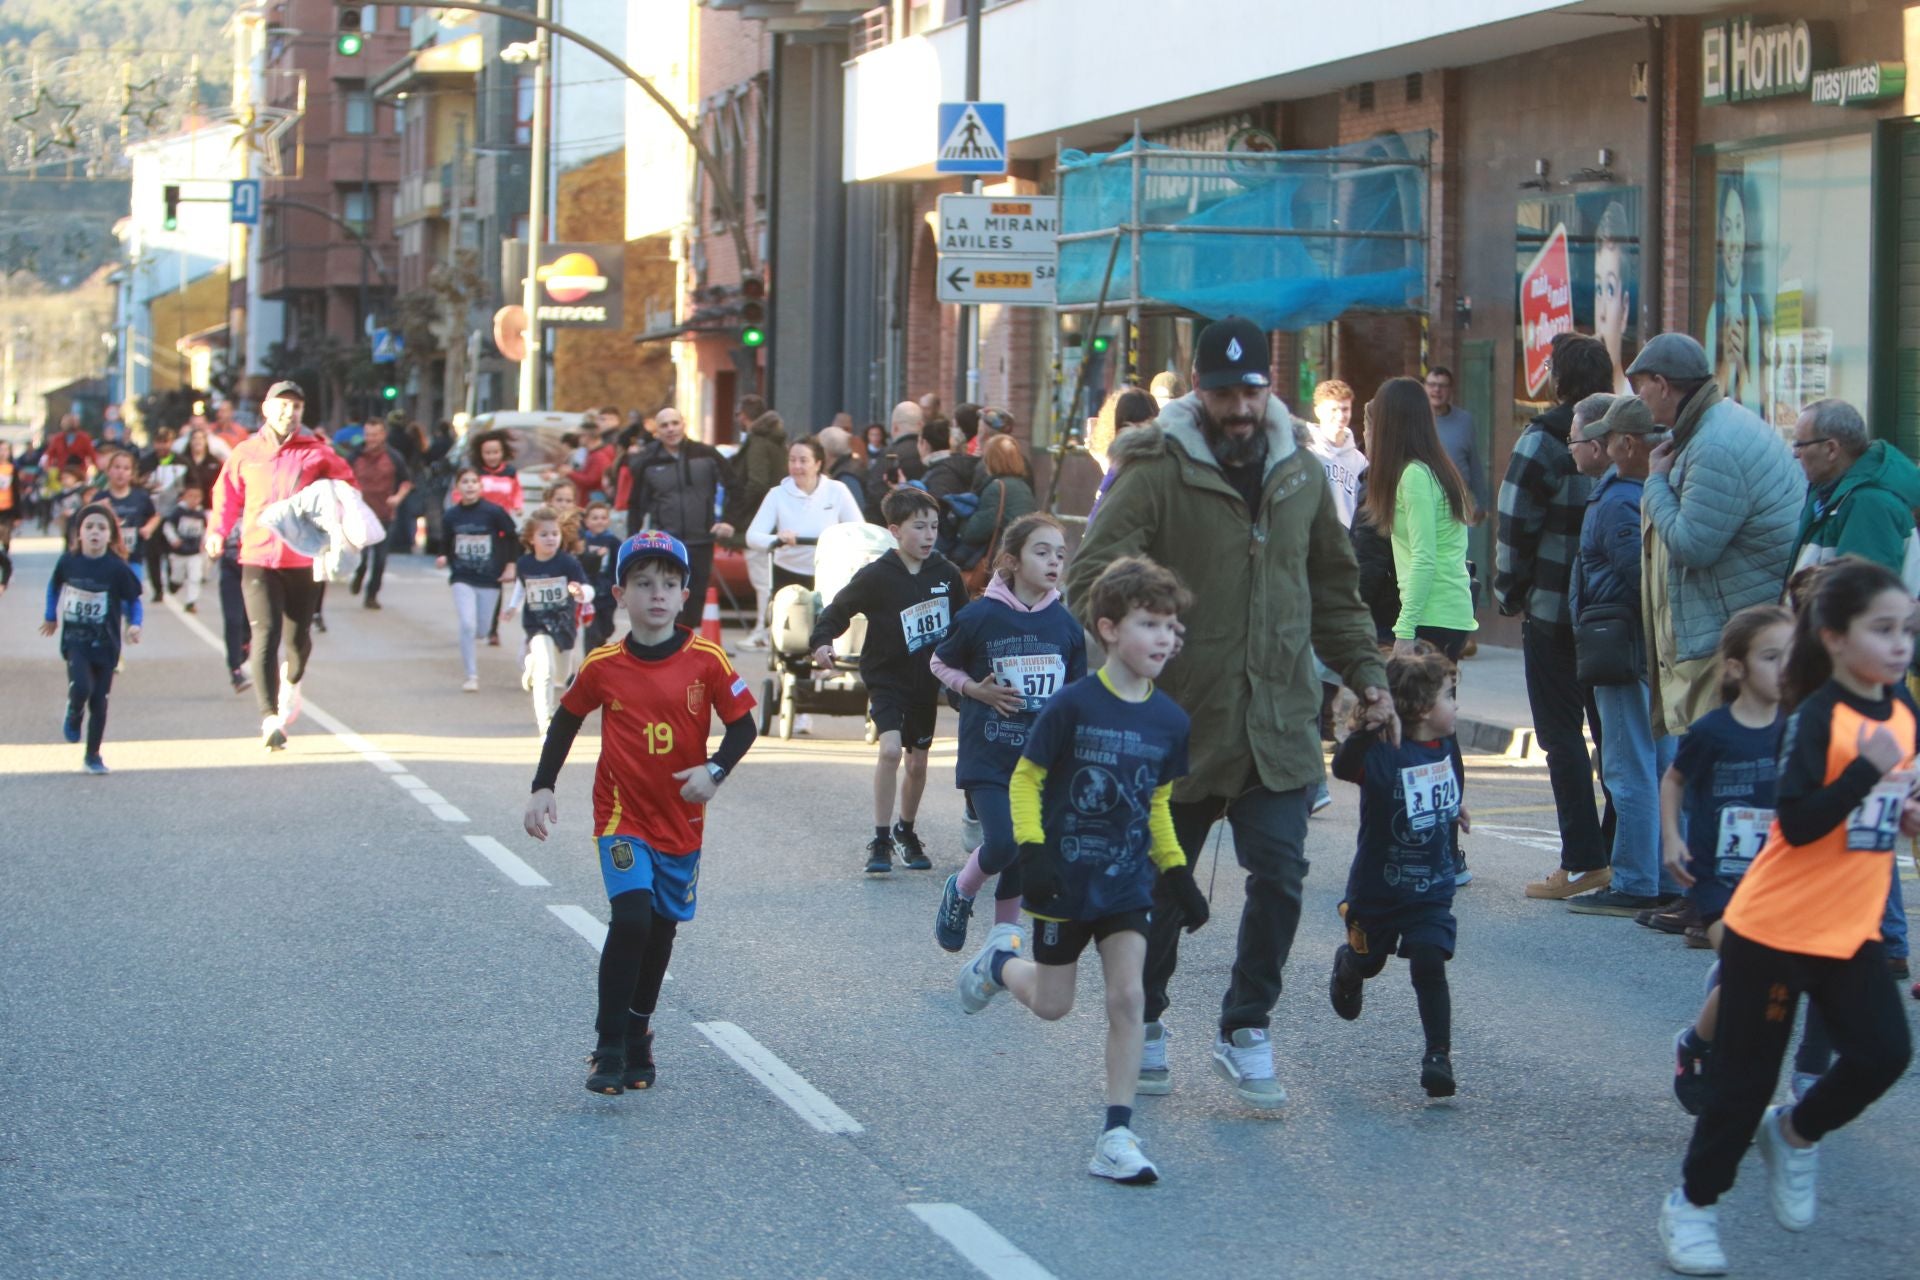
[705,761,727,786]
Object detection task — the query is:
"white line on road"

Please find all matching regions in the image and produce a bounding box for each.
[547,904,607,952]
[692,1021,863,1135]
[465,835,550,886]
[907,1205,1056,1280]
[393,774,428,790]
[430,802,470,823]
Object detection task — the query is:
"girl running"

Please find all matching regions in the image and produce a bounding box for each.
[470,429,522,648]
[94,449,160,592]
[929,514,1086,954]
[1659,559,1918,1277]
[437,466,519,691]
[40,502,142,774]
[502,505,589,734]
[1662,605,1792,1116]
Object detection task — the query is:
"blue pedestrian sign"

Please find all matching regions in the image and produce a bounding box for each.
[936,102,1007,175]
[371,328,403,364]
[230,179,261,226]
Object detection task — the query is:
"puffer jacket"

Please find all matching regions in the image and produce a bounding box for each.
[729,410,789,529]
[1066,392,1387,800]
[1786,439,1920,589]
[260,479,387,581]
[1643,384,1803,661]
[628,439,729,544]
[210,429,358,569]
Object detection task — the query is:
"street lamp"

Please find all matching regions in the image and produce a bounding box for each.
[503,21,545,412]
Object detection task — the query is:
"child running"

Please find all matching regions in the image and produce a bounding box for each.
[523,530,758,1094]
[1659,559,1918,1277]
[471,429,522,648]
[578,500,623,651]
[161,483,209,613]
[40,502,143,774]
[503,505,589,733]
[956,557,1211,1184]
[929,513,1086,951]
[809,487,967,875]
[438,466,519,691]
[1326,642,1465,1097]
[1663,605,1792,1116]
[94,449,159,595]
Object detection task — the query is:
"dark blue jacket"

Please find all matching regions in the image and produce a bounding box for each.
[1570,467,1643,622]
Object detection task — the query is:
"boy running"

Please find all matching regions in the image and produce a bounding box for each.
[524,530,758,1095]
[956,557,1212,1183]
[810,486,967,875]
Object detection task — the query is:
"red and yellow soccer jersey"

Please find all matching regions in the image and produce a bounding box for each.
[561,633,756,855]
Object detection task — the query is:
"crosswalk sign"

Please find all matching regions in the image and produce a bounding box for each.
[936,102,1007,175]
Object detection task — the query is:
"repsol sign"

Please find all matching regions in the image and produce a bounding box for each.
[1701,17,1833,105]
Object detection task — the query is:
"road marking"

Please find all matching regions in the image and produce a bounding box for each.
[430,802,470,823]
[1473,822,1562,852]
[907,1205,1056,1280]
[465,835,550,886]
[393,774,428,790]
[547,904,607,952]
[692,1021,863,1135]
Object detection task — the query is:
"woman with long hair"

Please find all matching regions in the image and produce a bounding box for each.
[961,434,1038,556]
[1361,377,1477,662]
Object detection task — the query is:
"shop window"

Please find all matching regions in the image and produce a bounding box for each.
[1693,133,1871,431]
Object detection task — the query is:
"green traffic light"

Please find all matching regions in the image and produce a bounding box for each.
[336,32,364,55]
[1091,336,1110,353]
[162,215,178,231]
[740,326,766,349]
[381,385,398,400]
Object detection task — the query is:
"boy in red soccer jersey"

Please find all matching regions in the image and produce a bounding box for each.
[524,529,758,1095]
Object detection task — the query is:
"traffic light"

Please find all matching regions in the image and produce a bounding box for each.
[336,6,364,55]
[1090,335,1110,353]
[162,184,180,231]
[381,382,399,401]
[739,274,766,349]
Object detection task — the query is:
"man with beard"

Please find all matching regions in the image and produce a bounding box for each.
[1067,316,1397,1111]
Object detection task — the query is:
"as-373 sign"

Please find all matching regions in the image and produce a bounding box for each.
[534,243,623,328]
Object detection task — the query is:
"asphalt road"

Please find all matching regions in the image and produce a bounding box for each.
[4,538,1917,1279]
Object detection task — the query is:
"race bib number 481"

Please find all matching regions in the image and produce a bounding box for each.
[899,597,950,652]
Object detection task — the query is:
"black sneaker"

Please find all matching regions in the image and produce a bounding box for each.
[1889,955,1912,980]
[621,1028,656,1091]
[1566,889,1665,917]
[864,835,894,875]
[1420,1051,1456,1098]
[313,614,328,634]
[1329,946,1364,1021]
[1673,1029,1711,1116]
[894,823,932,870]
[231,669,252,694]
[934,872,974,952]
[585,1038,624,1095]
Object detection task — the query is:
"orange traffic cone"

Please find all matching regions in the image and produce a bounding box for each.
[700,586,722,643]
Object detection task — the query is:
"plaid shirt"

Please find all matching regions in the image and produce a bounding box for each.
[1494,403,1591,631]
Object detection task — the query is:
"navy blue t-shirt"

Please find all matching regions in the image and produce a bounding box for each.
[45,551,143,660]
[1334,730,1461,918]
[442,499,518,587]
[579,530,622,605]
[164,505,207,557]
[1022,673,1189,920]
[1672,705,1783,918]
[513,551,588,646]
[99,488,156,561]
[935,593,1086,791]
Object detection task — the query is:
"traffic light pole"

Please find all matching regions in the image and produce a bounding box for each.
[517,0,550,411]
[952,0,982,411]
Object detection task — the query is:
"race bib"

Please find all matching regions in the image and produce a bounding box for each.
[991,653,1067,712]
[1399,759,1459,831]
[525,575,569,609]
[1714,806,1772,878]
[899,596,950,652]
[120,524,138,551]
[454,533,492,567]
[60,586,109,625]
[176,515,205,540]
[1847,770,1912,853]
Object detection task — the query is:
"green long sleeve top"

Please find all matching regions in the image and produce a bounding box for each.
[1391,461,1478,640]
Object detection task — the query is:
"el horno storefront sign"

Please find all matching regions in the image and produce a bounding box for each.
[1703,16,1905,109]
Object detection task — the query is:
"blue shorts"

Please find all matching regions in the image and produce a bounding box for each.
[597,835,701,923]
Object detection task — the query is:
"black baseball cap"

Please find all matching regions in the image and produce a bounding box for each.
[1192,317,1271,391]
[265,380,306,402]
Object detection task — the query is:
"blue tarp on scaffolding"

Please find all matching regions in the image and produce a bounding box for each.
[1057,133,1429,329]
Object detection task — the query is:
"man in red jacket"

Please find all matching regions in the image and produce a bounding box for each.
[207,381,357,750]
[43,414,97,479]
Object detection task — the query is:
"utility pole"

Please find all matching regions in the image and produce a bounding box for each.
[517,0,550,412]
[952,0,981,409]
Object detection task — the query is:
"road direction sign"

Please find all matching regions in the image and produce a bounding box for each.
[935,102,1006,175]
[230,178,261,226]
[936,254,1055,306]
[936,195,1059,257]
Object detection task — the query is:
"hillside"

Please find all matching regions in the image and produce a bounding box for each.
[0,0,227,57]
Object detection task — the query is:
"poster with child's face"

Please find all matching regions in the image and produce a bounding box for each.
[1701,165,1779,419]
[1515,187,1642,399]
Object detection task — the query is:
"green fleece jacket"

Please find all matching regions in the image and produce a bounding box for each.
[1066,393,1388,801]
[1786,439,1920,587]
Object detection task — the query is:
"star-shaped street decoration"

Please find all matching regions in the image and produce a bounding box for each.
[120,73,169,131]
[208,103,302,178]
[11,87,83,160]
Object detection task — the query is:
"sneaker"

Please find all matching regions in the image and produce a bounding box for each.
[864,835,894,875]
[82,755,108,776]
[1088,1125,1159,1184]
[182,602,197,614]
[1524,866,1613,899]
[231,669,252,694]
[1138,1022,1171,1096]
[934,872,974,952]
[1659,1187,1729,1276]
[277,662,302,727]
[1329,947,1364,1021]
[1789,1071,1818,1105]
[261,715,287,752]
[1889,955,1912,980]
[1756,1104,1818,1231]
[313,613,327,634]
[957,931,1015,1014]
[1420,1050,1456,1098]
[585,1039,625,1096]
[1673,1030,1711,1116]
[521,659,536,692]
[1211,1028,1287,1109]
[1566,888,1665,916]
[487,633,500,647]
[795,713,813,735]
[1644,899,1701,934]
[1453,852,1472,886]
[349,573,364,596]
[895,822,932,870]
[461,677,479,693]
[1310,782,1332,816]
[620,1028,656,1091]
[740,628,771,651]
[61,712,81,744]
[364,598,382,611]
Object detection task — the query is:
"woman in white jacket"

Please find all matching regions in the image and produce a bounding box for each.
[745,437,864,604]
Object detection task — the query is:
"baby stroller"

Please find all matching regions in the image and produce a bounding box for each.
[762,521,896,740]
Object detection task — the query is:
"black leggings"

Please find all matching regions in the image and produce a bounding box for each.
[596,889,679,1040]
[1337,940,1452,1053]
[219,558,249,672]
[241,566,322,718]
[1682,929,1911,1207]
[65,652,114,756]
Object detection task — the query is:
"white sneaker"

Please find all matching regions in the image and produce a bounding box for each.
[1088,1125,1158,1184]
[1211,1028,1287,1109]
[740,628,771,650]
[520,658,536,692]
[1756,1104,1818,1231]
[1138,1021,1171,1096]
[461,677,479,693]
[260,714,287,751]
[983,921,1024,954]
[1309,782,1332,816]
[277,662,302,726]
[957,929,1018,1014]
[796,713,814,735]
[1658,1187,1728,1275]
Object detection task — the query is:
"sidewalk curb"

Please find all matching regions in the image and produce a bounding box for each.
[1458,715,1539,760]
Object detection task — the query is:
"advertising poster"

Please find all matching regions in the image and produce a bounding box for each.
[1701,164,1779,420]
[1518,225,1573,397]
[1515,187,1642,398]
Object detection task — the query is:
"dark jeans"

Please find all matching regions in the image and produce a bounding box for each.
[144,536,168,600]
[218,558,249,672]
[241,566,322,718]
[1414,625,1471,663]
[1683,931,1910,1206]
[352,540,389,601]
[1522,619,1608,872]
[1145,782,1311,1033]
[65,652,114,755]
[676,540,716,631]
